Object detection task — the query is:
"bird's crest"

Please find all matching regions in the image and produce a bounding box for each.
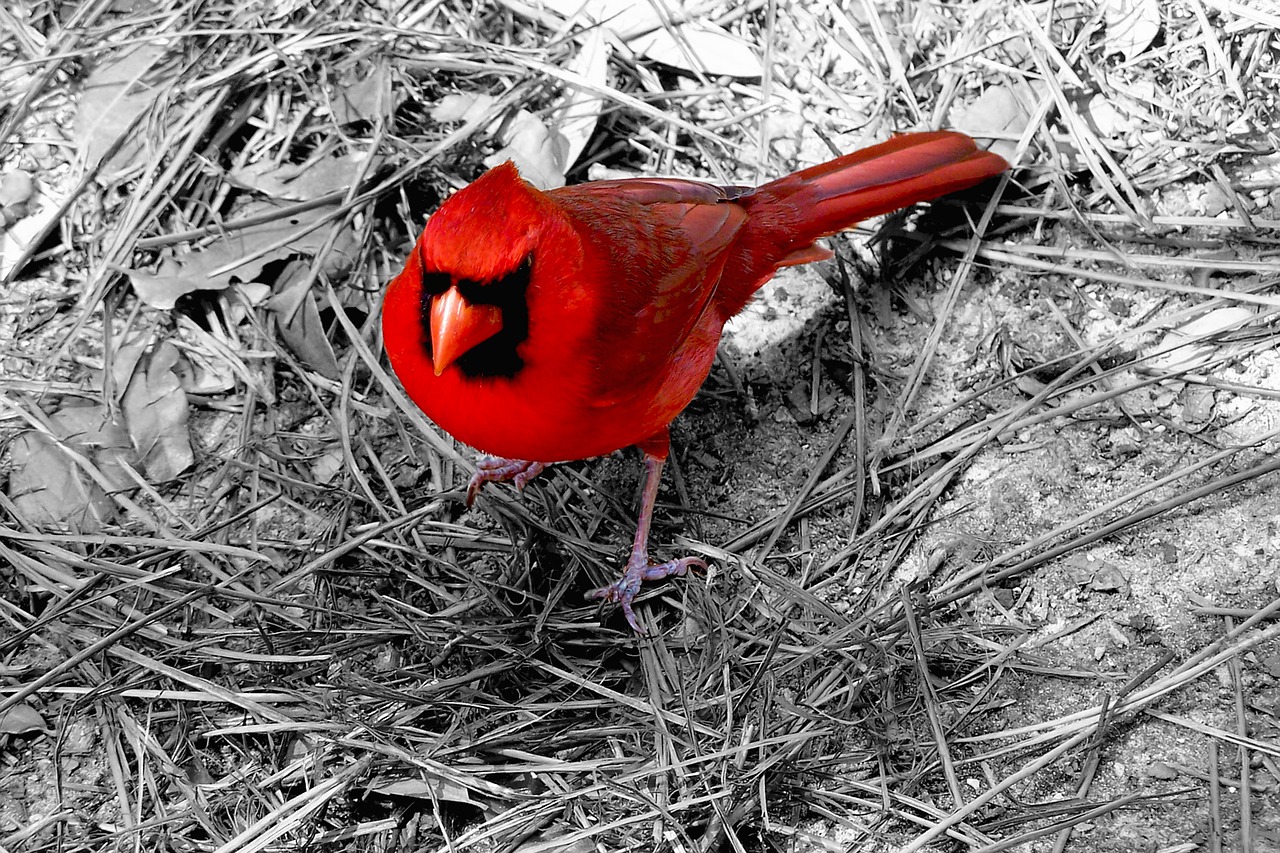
[422,161,546,285]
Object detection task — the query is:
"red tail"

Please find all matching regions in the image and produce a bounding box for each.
[749,131,1008,249]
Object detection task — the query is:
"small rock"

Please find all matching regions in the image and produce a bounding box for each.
[1090,562,1129,593]
[1180,384,1215,426]
[1108,427,1143,456]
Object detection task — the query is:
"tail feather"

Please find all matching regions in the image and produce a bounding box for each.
[750,130,1008,246]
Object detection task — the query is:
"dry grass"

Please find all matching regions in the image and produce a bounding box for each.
[2,0,1279,851]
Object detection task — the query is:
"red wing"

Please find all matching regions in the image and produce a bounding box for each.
[561,176,740,206]
[593,200,747,407]
[551,179,748,408]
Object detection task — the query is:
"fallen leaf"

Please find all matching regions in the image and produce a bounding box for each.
[371,775,479,806]
[330,61,398,125]
[0,703,47,736]
[269,261,341,379]
[228,150,381,201]
[56,402,135,490]
[174,309,274,404]
[494,0,762,77]
[529,0,658,36]
[432,92,502,126]
[1201,183,1237,217]
[484,110,569,189]
[311,445,344,484]
[433,92,571,187]
[1080,94,1132,141]
[7,403,133,532]
[1143,306,1255,374]
[172,344,238,395]
[1,179,68,282]
[237,282,273,306]
[128,200,357,309]
[184,755,215,786]
[1103,0,1161,61]
[512,829,596,853]
[551,28,609,170]
[111,334,151,401]
[122,340,194,482]
[74,42,167,174]
[0,169,35,217]
[8,430,111,530]
[950,84,1033,164]
[628,23,763,78]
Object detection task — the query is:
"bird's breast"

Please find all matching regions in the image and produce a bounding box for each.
[398,315,723,463]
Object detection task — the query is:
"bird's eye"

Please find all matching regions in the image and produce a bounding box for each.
[456,255,533,305]
[421,271,451,295]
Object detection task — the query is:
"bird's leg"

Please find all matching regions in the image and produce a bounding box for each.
[589,433,706,633]
[466,456,546,507]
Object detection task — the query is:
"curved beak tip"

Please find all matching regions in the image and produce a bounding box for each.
[429,287,504,374]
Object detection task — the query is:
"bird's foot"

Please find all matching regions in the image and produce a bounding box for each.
[589,553,707,634]
[466,456,546,506]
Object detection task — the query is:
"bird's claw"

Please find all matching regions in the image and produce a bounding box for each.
[589,555,707,633]
[466,457,546,506]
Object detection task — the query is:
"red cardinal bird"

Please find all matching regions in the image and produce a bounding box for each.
[383,131,1007,632]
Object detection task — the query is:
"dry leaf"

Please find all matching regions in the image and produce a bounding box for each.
[1103,0,1161,61]
[173,345,238,395]
[371,775,479,806]
[174,307,275,403]
[529,0,658,36]
[495,0,762,78]
[629,23,763,78]
[228,150,381,201]
[551,28,609,170]
[434,92,570,187]
[269,261,341,379]
[128,200,356,309]
[950,84,1032,164]
[484,111,569,189]
[9,428,115,531]
[1,178,67,282]
[7,403,133,532]
[1143,306,1255,374]
[0,170,35,220]
[1081,94,1133,141]
[432,92,502,125]
[330,62,398,125]
[131,152,370,308]
[512,829,596,853]
[56,403,135,490]
[311,445,344,484]
[74,42,167,174]
[0,703,47,736]
[111,334,151,401]
[122,340,194,482]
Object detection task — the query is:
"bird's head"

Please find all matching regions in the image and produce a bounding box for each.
[402,161,564,378]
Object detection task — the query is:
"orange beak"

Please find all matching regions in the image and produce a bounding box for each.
[429,287,504,376]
